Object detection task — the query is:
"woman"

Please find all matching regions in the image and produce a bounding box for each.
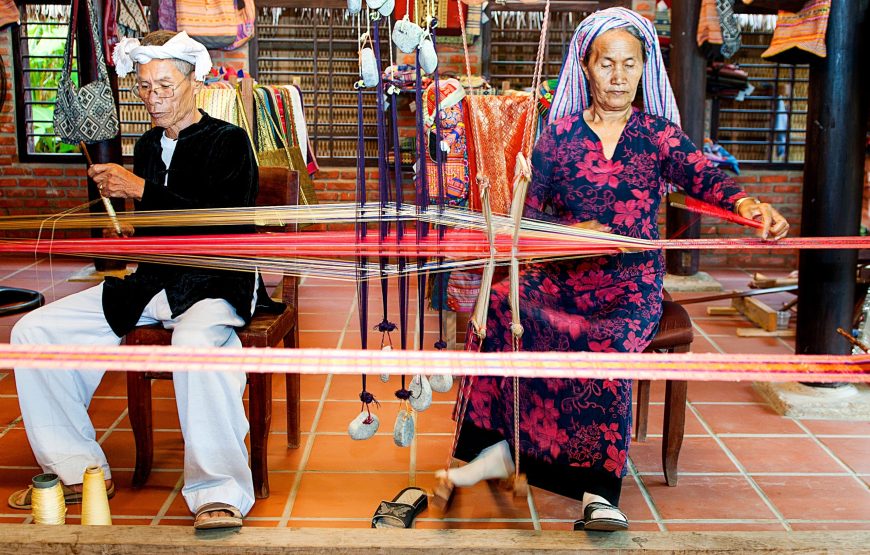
[438,8,789,531]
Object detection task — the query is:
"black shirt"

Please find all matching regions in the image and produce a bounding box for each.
[101,110,261,337]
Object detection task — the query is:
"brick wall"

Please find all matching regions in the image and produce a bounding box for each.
[697,170,802,269]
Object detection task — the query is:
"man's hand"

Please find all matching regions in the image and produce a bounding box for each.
[88,163,146,201]
[102,224,135,239]
[736,200,790,241]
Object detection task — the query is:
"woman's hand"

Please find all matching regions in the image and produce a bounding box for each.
[572,220,612,233]
[736,198,789,241]
[88,163,146,200]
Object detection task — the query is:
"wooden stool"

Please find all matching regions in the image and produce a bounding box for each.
[636,297,694,486]
[125,168,302,499]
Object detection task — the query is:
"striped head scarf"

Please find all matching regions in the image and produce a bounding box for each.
[549,7,680,127]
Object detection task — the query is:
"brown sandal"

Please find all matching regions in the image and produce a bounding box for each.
[194,502,243,530]
[8,481,115,510]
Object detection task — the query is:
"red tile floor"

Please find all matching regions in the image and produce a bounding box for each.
[0,257,868,531]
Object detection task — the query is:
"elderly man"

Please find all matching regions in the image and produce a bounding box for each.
[8,30,265,530]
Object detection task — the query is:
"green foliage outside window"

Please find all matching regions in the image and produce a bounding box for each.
[25,23,79,154]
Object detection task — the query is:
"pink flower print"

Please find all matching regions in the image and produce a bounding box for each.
[601,380,620,397]
[613,200,641,227]
[597,285,624,304]
[627,319,641,332]
[687,150,708,173]
[604,445,627,475]
[551,313,589,340]
[567,267,612,291]
[630,189,654,212]
[622,331,645,352]
[628,292,643,304]
[599,421,623,442]
[656,125,681,155]
[540,277,560,297]
[638,216,654,236]
[554,115,578,136]
[580,156,625,188]
[574,293,595,312]
[588,338,617,352]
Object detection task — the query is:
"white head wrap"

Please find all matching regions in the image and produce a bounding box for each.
[549,8,680,126]
[113,31,212,82]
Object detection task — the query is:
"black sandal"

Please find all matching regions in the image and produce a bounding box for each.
[371,487,428,528]
[573,501,629,532]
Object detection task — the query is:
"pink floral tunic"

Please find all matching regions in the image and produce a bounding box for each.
[462,110,746,479]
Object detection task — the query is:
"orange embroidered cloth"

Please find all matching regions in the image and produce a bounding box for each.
[0,0,19,28]
[465,95,535,215]
[696,0,723,47]
[762,0,831,62]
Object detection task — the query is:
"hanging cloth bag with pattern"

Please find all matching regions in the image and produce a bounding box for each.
[175,0,237,49]
[54,0,120,145]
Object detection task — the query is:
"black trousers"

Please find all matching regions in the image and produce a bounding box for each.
[453,420,624,506]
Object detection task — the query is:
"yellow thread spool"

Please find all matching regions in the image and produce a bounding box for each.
[80,466,112,525]
[31,473,66,525]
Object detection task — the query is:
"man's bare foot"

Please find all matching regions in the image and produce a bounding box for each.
[197,509,233,523]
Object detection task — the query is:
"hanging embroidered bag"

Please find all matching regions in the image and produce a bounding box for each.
[54,0,120,144]
[175,0,237,48]
[223,0,256,51]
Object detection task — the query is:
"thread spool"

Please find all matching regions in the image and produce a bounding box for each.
[31,473,66,525]
[80,466,112,525]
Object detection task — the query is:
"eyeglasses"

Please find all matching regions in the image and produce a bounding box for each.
[132,80,185,100]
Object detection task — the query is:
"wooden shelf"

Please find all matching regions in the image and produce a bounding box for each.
[734,0,806,15]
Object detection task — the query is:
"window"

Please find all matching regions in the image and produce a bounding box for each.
[255,7,391,165]
[12,3,146,161]
[709,32,808,166]
[12,4,78,160]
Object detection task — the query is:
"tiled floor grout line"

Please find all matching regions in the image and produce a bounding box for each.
[686,401,792,531]
[277,375,329,527]
[0,416,22,440]
[97,408,128,446]
[627,458,666,532]
[334,294,358,350]
[526,487,541,531]
[691,321,726,355]
[790,418,870,492]
[0,258,41,281]
[409,412,418,486]
[151,474,186,525]
[277,295,355,527]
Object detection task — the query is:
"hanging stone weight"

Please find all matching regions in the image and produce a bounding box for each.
[429,374,453,393]
[392,409,415,447]
[348,411,379,440]
[408,375,432,412]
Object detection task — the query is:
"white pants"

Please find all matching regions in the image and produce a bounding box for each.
[12,283,255,515]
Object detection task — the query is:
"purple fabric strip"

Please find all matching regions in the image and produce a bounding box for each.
[430,24,446,348]
[356,81,368,351]
[372,18,393,332]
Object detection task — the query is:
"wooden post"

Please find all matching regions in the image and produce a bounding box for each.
[796,0,869,376]
[76,0,125,271]
[665,0,704,276]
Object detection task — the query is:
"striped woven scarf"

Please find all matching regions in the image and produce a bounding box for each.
[549,7,680,127]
